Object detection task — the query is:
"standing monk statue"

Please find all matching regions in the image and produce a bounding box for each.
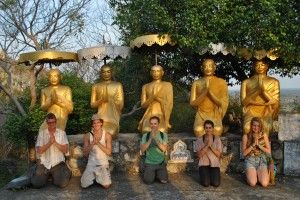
[40,69,73,131]
[90,64,124,138]
[138,65,173,134]
[190,59,229,137]
[241,60,280,135]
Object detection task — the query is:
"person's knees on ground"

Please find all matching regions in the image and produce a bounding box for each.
[160,179,168,184]
[143,176,155,184]
[259,180,269,188]
[53,179,69,188]
[102,184,111,189]
[31,176,47,189]
[247,179,257,187]
[200,180,210,187]
[210,181,220,187]
[31,180,47,189]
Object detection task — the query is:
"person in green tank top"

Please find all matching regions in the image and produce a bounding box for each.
[140,116,168,184]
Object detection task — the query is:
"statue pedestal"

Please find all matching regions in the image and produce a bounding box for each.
[68,132,284,176]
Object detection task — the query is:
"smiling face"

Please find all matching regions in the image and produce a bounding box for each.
[202,59,216,76]
[47,118,57,131]
[92,119,103,132]
[254,61,268,75]
[251,120,261,134]
[100,65,112,81]
[48,69,61,86]
[150,65,164,80]
[149,118,160,132]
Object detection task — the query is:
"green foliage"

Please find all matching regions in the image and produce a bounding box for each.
[113,55,151,132]
[170,102,195,133]
[3,106,45,146]
[293,102,300,112]
[61,73,94,134]
[227,91,242,118]
[110,0,300,83]
[2,72,94,148]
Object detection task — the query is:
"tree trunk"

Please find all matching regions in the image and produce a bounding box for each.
[29,66,37,109]
[0,82,26,116]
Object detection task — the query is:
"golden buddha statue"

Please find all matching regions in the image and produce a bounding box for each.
[138,65,173,133]
[190,59,229,137]
[90,64,124,138]
[40,69,73,131]
[241,60,280,135]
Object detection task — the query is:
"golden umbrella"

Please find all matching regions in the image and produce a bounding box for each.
[18,49,78,66]
[130,34,177,65]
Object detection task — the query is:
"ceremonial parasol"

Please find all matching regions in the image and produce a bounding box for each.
[197,43,278,61]
[18,49,78,66]
[77,45,131,64]
[130,34,177,65]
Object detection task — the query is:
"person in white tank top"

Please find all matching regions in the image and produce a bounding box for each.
[81,114,112,189]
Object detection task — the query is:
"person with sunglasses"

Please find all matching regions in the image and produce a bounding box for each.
[31,113,71,188]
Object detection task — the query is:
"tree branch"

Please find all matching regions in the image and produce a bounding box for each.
[121,101,141,118]
[0,82,26,116]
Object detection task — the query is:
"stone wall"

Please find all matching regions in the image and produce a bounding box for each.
[278,113,300,176]
[67,132,285,176]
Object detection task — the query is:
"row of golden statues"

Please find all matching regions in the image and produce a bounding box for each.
[40,59,280,137]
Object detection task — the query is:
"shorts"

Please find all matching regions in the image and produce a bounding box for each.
[81,164,111,188]
[245,154,268,170]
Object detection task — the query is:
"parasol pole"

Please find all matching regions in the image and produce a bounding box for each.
[155,49,158,65]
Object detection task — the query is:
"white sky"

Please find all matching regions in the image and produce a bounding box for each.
[230,75,300,90]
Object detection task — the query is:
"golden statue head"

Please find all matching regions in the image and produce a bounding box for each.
[48,69,61,86]
[202,59,216,76]
[150,65,164,80]
[100,64,112,81]
[254,60,269,75]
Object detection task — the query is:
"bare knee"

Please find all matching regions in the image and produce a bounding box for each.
[102,184,111,189]
[247,179,257,187]
[260,180,269,187]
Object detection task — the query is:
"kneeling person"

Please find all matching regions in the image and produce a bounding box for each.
[196,120,222,187]
[31,113,71,188]
[81,114,112,189]
[140,116,168,184]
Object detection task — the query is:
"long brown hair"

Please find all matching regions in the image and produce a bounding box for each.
[247,117,263,146]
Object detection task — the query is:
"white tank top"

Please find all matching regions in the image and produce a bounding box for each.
[87,130,109,166]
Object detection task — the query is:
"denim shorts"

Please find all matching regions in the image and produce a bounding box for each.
[245,154,268,170]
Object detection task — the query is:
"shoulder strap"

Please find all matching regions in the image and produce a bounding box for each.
[89,131,93,136]
[146,132,164,141]
[160,132,164,140]
[146,132,150,142]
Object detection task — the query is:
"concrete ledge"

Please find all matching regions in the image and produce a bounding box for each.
[66,132,252,176]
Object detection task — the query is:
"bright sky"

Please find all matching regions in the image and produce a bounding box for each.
[230,75,300,90]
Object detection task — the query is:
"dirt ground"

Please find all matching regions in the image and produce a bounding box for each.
[1,172,300,200]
